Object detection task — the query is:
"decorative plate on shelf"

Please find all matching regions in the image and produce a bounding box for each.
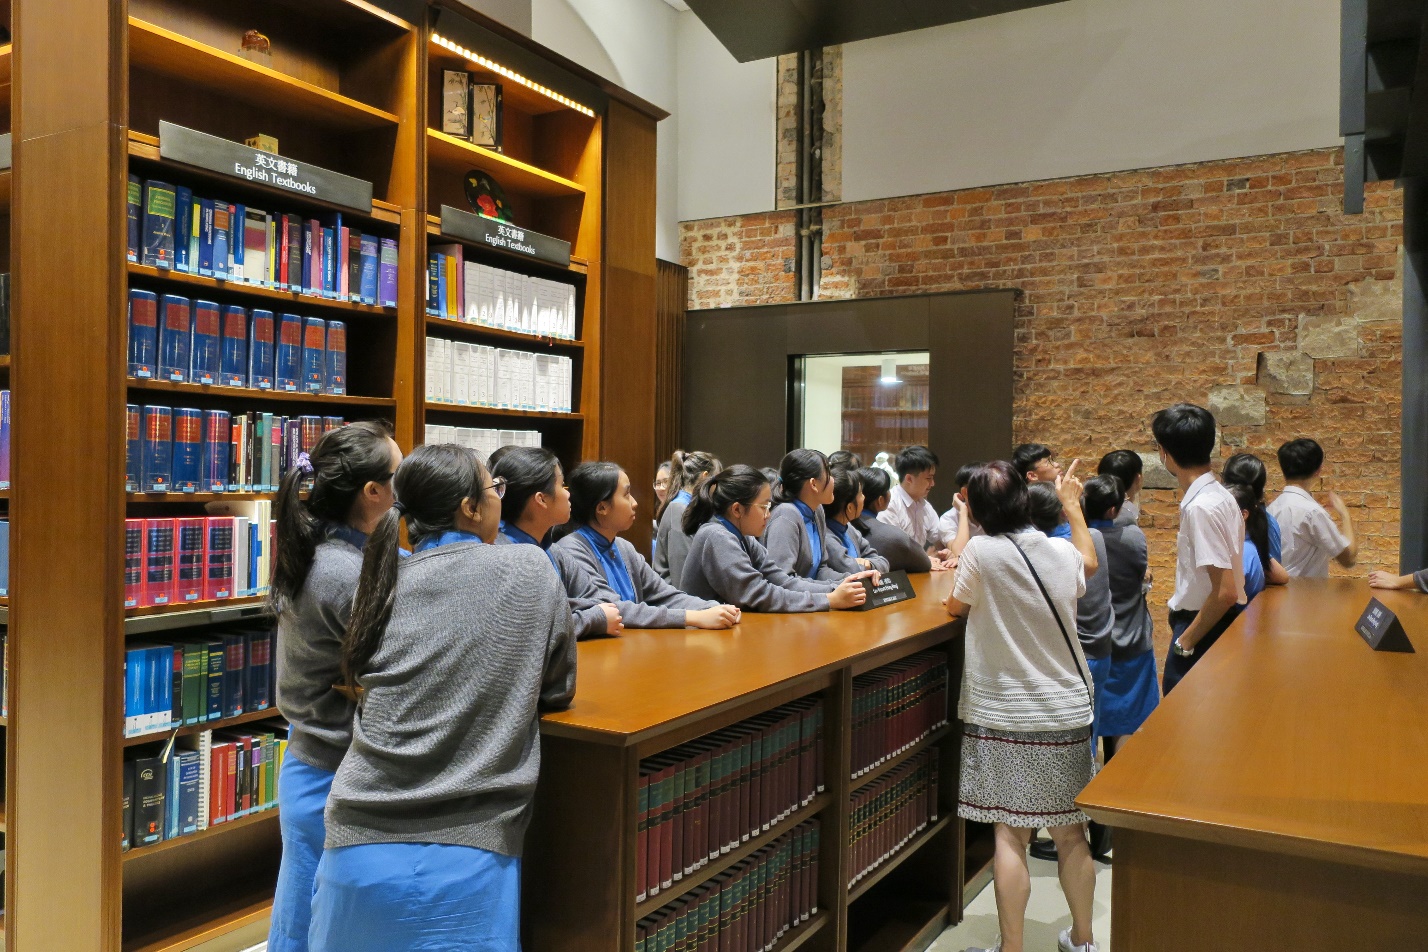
[464,170,514,223]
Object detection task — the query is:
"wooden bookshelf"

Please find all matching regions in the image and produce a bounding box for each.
[424,402,583,421]
[121,708,284,748]
[8,0,664,947]
[123,808,280,864]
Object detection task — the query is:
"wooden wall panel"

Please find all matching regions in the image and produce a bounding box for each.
[601,100,658,552]
[654,259,686,468]
[11,0,128,948]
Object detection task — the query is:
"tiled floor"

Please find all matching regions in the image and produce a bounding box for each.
[930,855,1113,952]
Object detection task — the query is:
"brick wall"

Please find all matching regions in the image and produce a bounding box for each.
[679,148,1405,657]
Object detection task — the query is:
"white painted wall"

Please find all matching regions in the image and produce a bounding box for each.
[841,0,1341,202]
[803,353,928,455]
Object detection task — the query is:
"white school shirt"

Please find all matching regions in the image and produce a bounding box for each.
[879,484,940,549]
[1267,485,1349,578]
[1168,473,1247,613]
[936,505,985,548]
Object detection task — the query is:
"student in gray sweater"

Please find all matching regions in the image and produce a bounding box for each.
[856,466,942,573]
[823,466,891,575]
[491,446,623,639]
[309,444,575,952]
[763,448,855,581]
[266,421,401,952]
[652,450,721,584]
[553,462,740,629]
[679,465,872,613]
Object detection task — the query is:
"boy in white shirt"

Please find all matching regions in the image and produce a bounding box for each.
[1267,438,1356,578]
[937,461,983,558]
[878,445,942,551]
[1012,442,1062,484]
[1153,404,1247,695]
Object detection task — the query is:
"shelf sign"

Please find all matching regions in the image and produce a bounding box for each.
[440,204,572,267]
[853,570,917,612]
[158,120,374,213]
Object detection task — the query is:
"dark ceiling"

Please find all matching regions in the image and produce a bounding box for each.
[1342,0,1428,210]
[683,0,1070,63]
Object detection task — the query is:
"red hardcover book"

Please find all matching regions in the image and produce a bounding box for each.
[277,216,290,288]
[225,742,238,820]
[124,519,144,609]
[208,744,224,825]
[688,749,708,876]
[646,765,665,898]
[142,518,176,607]
[307,220,322,291]
[174,516,206,602]
[203,516,234,600]
[338,226,350,298]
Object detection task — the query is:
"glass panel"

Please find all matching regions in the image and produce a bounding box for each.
[800,352,930,465]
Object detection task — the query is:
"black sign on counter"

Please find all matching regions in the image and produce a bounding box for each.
[854,570,917,612]
[1355,597,1414,652]
[440,204,573,267]
[158,120,374,214]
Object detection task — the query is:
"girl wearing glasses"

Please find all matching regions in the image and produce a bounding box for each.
[553,462,741,629]
[492,446,625,638]
[764,448,864,581]
[308,443,576,952]
[679,465,873,613]
[266,421,402,952]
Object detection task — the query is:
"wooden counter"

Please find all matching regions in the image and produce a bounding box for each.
[526,572,986,952]
[1078,579,1428,951]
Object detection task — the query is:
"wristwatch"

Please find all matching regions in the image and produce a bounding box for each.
[1172,640,1195,658]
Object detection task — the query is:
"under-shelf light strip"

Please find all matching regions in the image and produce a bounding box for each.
[433,34,595,118]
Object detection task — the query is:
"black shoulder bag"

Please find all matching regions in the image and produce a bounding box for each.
[1007,536,1094,711]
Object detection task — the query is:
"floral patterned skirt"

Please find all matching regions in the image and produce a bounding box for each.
[957,723,1095,828]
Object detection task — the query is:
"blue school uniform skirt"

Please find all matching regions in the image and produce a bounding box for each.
[309,842,522,952]
[1085,654,1112,740]
[269,754,336,952]
[1097,650,1160,736]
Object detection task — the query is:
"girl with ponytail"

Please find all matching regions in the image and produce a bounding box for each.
[653,449,722,585]
[678,465,873,613]
[309,444,576,952]
[763,448,858,581]
[822,466,891,575]
[554,462,741,629]
[267,420,401,952]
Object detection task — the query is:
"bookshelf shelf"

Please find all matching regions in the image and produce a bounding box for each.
[426,315,584,350]
[0,168,10,210]
[0,42,11,90]
[128,378,397,409]
[426,128,585,199]
[122,708,284,748]
[123,893,273,952]
[848,900,949,952]
[848,815,953,904]
[633,792,833,920]
[127,133,404,228]
[851,723,953,783]
[128,18,401,132]
[127,492,278,503]
[127,263,399,319]
[424,402,584,422]
[123,598,272,637]
[122,807,280,863]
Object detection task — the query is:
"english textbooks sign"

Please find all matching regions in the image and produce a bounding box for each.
[440,204,572,267]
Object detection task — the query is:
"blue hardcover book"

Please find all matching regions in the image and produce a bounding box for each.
[220,305,248,388]
[249,522,261,593]
[301,316,327,394]
[174,187,193,273]
[232,203,246,279]
[325,321,346,395]
[211,203,231,279]
[158,295,192,383]
[190,300,221,386]
[202,410,231,493]
[198,199,216,277]
[141,406,173,493]
[124,647,144,735]
[127,175,142,263]
[165,746,181,839]
[150,644,174,732]
[141,180,177,269]
[176,751,201,835]
[359,233,379,305]
[221,632,246,717]
[127,289,158,379]
[248,309,275,391]
[126,405,141,492]
[322,226,336,297]
[276,314,302,392]
[171,408,203,493]
[427,253,441,316]
[437,254,448,318]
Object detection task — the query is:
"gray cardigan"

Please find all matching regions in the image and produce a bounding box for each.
[680,520,837,613]
[554,532,719,628]
[276,531,363,773]
[858,515,932,573]
[1100,522,1155,659]
[824,519,892,575]
[763,502,848,582]
[495,534,611,639]
[652,498,692,584]
[1075,528,1113,660]
[325,541,576,855]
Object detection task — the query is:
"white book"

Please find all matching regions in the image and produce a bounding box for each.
[533,354,551,411]
[453,341,472,405]
[566,285,577,339]
[463,261,481,322]
[441,338,454,403]
[495,348,513,408]
[425,337,440,402]
[233,516,250,596]
[499,429,519,448]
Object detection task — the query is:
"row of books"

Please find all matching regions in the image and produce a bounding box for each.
[636,821,821,952]
[1,389,10,489]
[130,177,399,307]
[123,627,275,737]
[425,339,575,413]
[128,290,348,395]
[851,651,950,779]
[637,697,824,904]
[427,245,578,339]
[128,408,345,494]
[848,751,939,888]
[122,722,287,850]
[125,509,273,609]
[0,520,7,598]
[423,425,541,460]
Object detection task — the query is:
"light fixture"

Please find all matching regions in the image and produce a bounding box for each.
[433,34,596,117]
[880,358,900,385]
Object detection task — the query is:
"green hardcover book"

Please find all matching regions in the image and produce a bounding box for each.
[178,642,205,726]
